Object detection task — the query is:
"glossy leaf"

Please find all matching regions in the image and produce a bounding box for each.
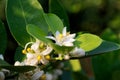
[50,43,74,54]
[6,0,48,47]
[71,40,120,59]
[49,0,69,27]
[87,40,120,56]
[2,66,36,73]
[0,59,10,66]
[26,24,50,43]
[76,33,102,52]
[0,59,36,72]
[0,20,7,54]
[44,13,64,35]
[14,46,26,62]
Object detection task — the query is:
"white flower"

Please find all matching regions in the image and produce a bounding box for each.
[46,27,76,46]
[25,46,52,65]
[70,47,85,57]
[17,39,53,66]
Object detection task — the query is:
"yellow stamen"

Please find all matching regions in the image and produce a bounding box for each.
[26,48,35,53]
[22,50,26,54]
[27,48,31,52]
[40,42,44,48]
[40,74,46,80]
[59,34,63,38]
[37,55,41,61]
[45,55,51,60]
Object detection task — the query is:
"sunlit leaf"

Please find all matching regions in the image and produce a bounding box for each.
[0,20,7,54]
[6,0,48,47]
[44,13,64,35]
[76,33,102,52]
[49,0,69,27]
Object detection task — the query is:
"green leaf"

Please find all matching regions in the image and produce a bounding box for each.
[14,46,26,62]
[0,59,35,72]
[71,41,120,59]
[2,66,36,73]
[76,33,102,52]
[50,43,74,54]
[0,20,7,54]
[0,59,10,66]
[49,0,69,27]
[87,40,120,56]
[6,0,48,47]
[26,24,50,43]
[44,13,64,35]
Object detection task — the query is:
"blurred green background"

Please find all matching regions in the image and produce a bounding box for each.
[1,0,120,80]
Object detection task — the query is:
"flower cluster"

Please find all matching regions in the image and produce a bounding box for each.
[15,40,52,66]
[14,27,85,80]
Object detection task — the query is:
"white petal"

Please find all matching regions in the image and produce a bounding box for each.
[0,72,5,80]
[0,55,4,60]
[26,53,34,59]
[66,33,76,39]
[31,42,40,52]
[40,57,49,65]
[62,27,67,36]
[55,31,60,37]
[41,46,53,55]
[14,61,21,66]
[63,42,74,46]
[70,47,85,57]
[25,57,38,66]
[46,36,56,41]
[63,38,75,43]
[30,59,38,66]
[31,71,44,80]
[56,42,62,46]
